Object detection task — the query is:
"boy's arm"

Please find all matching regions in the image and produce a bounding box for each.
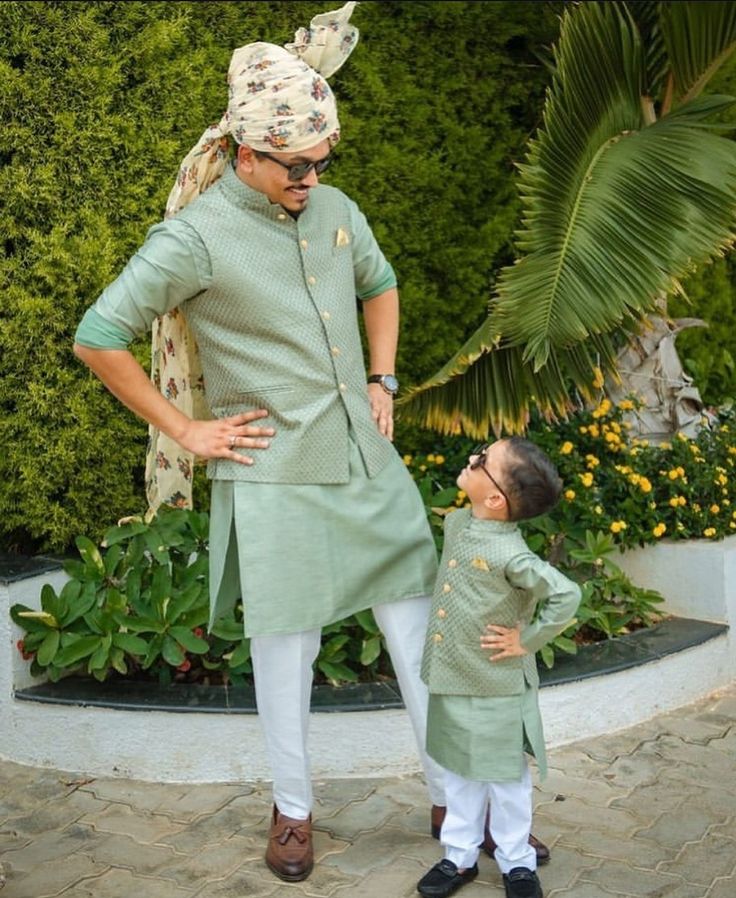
[482,553,581,660]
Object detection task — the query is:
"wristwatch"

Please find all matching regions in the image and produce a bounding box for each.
[367,374,400,396]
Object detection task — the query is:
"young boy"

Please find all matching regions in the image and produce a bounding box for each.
[418,438,581,898]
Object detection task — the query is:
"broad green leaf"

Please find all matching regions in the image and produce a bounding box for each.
[75,535,105,576]
[210,620,245,641]
[168,626,209,654]
[110,648,128,675]
[162,635,186,666]
[103,520,148,547]
[317,661,359,684]
[354,610,379,635]
[360,636,382,666]
[16,610,58,628]
[112,633,150,655]
[88,634,113,671]
[54,635,102,667]
[227,639,251,668]
[36,629,61,666]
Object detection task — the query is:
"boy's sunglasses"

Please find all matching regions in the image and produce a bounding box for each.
[469,443,511,509]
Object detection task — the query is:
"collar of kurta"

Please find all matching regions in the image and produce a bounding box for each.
[465,514,519,534]
[220,163,311,222]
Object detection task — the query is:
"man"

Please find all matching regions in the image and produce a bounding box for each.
[73,2,548,882]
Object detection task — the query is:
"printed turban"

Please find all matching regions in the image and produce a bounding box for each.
[165,1,359,217]
[145,3,359,515]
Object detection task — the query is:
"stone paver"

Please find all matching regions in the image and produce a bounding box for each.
[0,682,734,898]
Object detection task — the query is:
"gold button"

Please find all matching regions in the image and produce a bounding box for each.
[448,559,458,568]
[300,239,308,249]
[307,275,317,286]
[443,583,451,594]
[331,347,341,356]
[437,608,447,619]
[339,383,347,392]
[433,633,443,643]
[322,311,331,320]
[277,213,287,221]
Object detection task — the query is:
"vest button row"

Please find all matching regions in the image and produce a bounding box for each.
[437,608,447,619]
[300,239,308,249]
[433,633,443,643]
[339,383,347,392]
[442,583,452,594]
[277,213,287,221]
[322,311,331,320]
[307,275,317,286]
[447,559,458,568]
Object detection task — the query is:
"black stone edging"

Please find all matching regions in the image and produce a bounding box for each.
[0,554,63,585]
[14,617,728,715]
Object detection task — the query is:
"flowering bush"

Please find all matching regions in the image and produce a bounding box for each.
[400,398,736,665]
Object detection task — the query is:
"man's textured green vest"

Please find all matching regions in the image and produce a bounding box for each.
[177,166,395,484]
[421,509,542,697]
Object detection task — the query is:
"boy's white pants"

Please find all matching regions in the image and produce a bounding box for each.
[441,763,536,874]
[250,595,445,819]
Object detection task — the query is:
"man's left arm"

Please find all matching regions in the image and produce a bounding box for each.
[362,287,399,440]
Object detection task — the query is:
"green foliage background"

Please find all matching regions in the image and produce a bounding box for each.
[1,0,561,552]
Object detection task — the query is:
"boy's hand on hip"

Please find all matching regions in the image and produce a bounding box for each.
[481,623,527,661]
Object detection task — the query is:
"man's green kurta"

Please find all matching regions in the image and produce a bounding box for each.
[75,165,438,635]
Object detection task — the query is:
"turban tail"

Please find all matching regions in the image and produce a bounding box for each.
[145,3,359,515]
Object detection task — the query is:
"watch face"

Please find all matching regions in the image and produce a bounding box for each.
[383,375,399,394]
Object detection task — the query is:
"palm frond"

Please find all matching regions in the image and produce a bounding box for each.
[660,0,736,104]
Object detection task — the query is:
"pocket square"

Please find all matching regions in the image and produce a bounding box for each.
[335,227,350,247]
[471,557,489,571]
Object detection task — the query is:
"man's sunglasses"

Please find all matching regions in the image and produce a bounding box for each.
[469,443,511,510]
[257,151,332,182]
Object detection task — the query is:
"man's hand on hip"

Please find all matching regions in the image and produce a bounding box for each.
[367,384,394,441]
[180,409,275,465]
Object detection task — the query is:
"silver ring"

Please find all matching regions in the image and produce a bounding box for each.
[229,435,237,449]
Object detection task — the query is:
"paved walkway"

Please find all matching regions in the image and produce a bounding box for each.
[1,683,735,898]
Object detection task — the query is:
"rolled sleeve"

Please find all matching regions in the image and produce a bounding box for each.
[74,218,212,349]
[347,198,398,300]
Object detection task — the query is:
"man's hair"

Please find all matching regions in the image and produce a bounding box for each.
[501,437,563,522]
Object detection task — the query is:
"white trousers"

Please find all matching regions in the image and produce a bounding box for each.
[250,595,446,819]
[441,763,536,874]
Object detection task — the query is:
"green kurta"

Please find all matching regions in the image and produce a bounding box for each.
[75,164,438,635]
[422,510,581,782]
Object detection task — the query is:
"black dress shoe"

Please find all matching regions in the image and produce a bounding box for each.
[417,859,478,898]
[503,866,543,898]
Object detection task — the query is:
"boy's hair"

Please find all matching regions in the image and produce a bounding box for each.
[501,437,563,522]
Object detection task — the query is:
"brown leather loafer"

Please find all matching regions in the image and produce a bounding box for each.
[265,805,314,882]
[431,805,550,865]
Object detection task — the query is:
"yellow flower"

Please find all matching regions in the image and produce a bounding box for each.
[579,426,588,434]
[579,472,594,487]
[592,367,605,389]
[560,441,574,455]
[653,523,666,538]
[704,528,716,538]
[659,442,671,450]
[677,466,685,477]
[693,503,701,513]
[677,433,688,442]
[649,502,657,510]
[669,496,686,508]
[618,399,634,410]
[610,521,627,534]
[419,464,427,472]
[457,490,466,500]
[565,489,576,501]
[586,455,600,469]
[710,504,720,514]
[731,522,736,530]
[729,447,736,455]
[629,473,641,486]
[594,505,603,514]
[611,422,622,434]
[403,455,413,465]
[639,477,652,494]
[435,455,445,465]
[690,444,701,455]
[427,454,436,463]
[717,474,728,486]
[667,469,680,480]
[588,423,600,438]
[605,431,621,444]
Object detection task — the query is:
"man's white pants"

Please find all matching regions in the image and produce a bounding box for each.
[250,595,446,819]
[441,763,536,874]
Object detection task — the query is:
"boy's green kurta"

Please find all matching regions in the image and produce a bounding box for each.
[421,508,580,782]
[75,164,438,635]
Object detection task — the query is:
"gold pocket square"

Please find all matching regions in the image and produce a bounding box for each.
[471,557,490,571]
[335,227,350,247]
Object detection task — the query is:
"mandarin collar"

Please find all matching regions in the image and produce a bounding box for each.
[220,163,311,223]
[466,513,518,534]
